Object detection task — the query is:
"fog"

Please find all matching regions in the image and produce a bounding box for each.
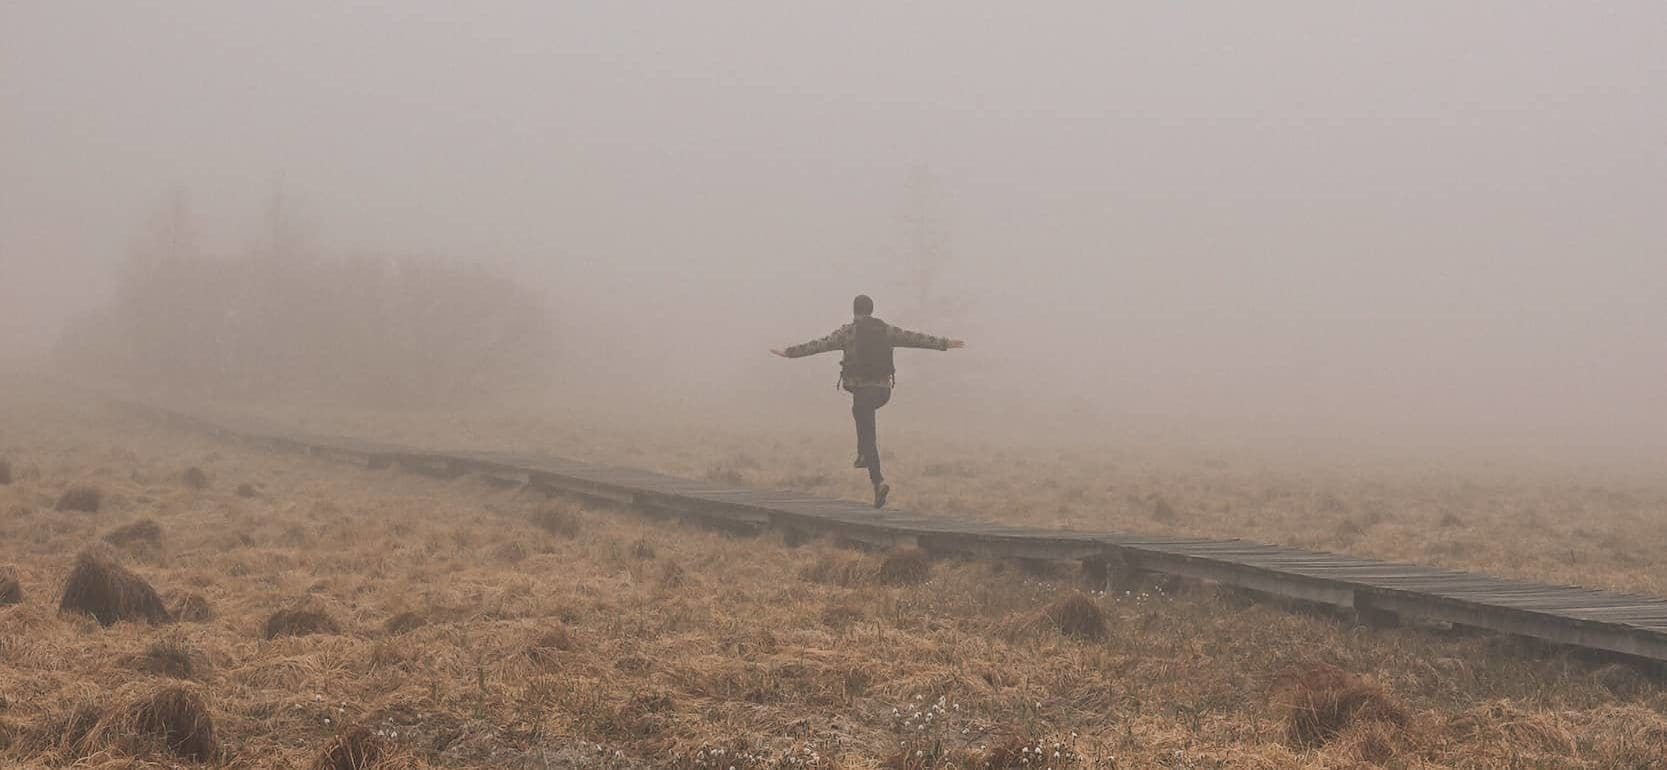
[4,3,1664,459]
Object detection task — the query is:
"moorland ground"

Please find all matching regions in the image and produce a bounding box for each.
[227,395,1667,597]
[4,378,1667,768]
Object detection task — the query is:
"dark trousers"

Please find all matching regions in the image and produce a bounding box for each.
[852,386,891,486]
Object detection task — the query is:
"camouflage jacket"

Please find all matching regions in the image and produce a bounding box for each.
[782,316,953,391]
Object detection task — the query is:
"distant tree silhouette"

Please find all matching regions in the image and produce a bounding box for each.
[58,189,557,407]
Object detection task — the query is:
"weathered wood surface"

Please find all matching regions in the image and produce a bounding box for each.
[125,400,1667,662]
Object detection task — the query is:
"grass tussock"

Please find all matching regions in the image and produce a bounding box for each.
[124,684,220,761]
[1442,701,1578,756]
[820,601,865,628]
[235,482,259,498]
[658,559,687,588]
[1330,719,1405,766]
[1044,591,1107,641]
[59,549,173,626]
[384,610,430,635]
[0,566,20,606]
[54,484,102,513]
[527,625,575,663]
[531,504,582,538]
[491,540,529,563]
[132,635,209,680]
[800,547,932,587]
[1273,662,1407,747]
[103,518,163,550]
[1150,494,1177,522]
[311,724,389,770]
[181,466,210,490]
[0,457,11,485]
[799,552,874,587]
[171,592,215,622]
[39,686,220,762]
[1592,662,1648,699]
[879,547,933,586]
[263,603,342,639]
[630,537,656,559]
[603,689,677,740]
[24,700,104,759]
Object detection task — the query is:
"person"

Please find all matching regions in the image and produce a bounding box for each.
[771,294,965,508]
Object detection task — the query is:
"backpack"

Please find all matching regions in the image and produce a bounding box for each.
[841,316,895,385]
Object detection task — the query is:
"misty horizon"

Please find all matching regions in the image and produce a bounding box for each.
[4,2,1663,459]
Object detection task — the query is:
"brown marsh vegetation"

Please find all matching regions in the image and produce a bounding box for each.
[232,401,1667,597]
[3,382,1667,767]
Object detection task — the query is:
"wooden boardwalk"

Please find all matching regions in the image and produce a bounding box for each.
[129,400,1667,662]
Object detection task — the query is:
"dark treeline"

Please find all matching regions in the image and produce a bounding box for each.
[57,192,557,407]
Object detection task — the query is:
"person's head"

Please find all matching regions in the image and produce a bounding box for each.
[853,294,874,317]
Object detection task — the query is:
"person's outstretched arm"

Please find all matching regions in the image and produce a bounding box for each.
[886,324,966,351]
[770,324,854,358]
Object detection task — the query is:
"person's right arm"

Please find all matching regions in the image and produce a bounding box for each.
[772,324,853,358]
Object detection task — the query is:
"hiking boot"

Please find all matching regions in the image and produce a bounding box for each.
[873,482,890,509]
[854,454,869,468]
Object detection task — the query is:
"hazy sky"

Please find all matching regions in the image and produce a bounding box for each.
[3,3,1663,452]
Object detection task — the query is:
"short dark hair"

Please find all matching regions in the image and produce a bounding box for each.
[853,294,874,316]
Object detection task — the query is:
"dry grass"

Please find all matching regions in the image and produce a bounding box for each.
[1044,592,1106,641]
[28,683,222,763]
[132,634,210,680]
[0,566,19,606]
[878,546,933,586]
[492,539,530,563]
[0,458,11,486]
[526,625,576,663]
[103,517,163,550]
[820,601,865,629]
[21,699,104,760]
[182,465,211,490]
[384,610,430,635]
[6,381,1667,766]
[264,603,342,639]
[59,548,173,626]
[1272,661,1407,747]
[1149,494,1178,523]
[800,552,874,587]
[312,724,391,770]
[531,503,582,538]
[54,483,102,513]
[172,591,216,622]
[124,684,220,761]
[980,735,1083,769]
[659,559,688,588]
[280,400,1667,598]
